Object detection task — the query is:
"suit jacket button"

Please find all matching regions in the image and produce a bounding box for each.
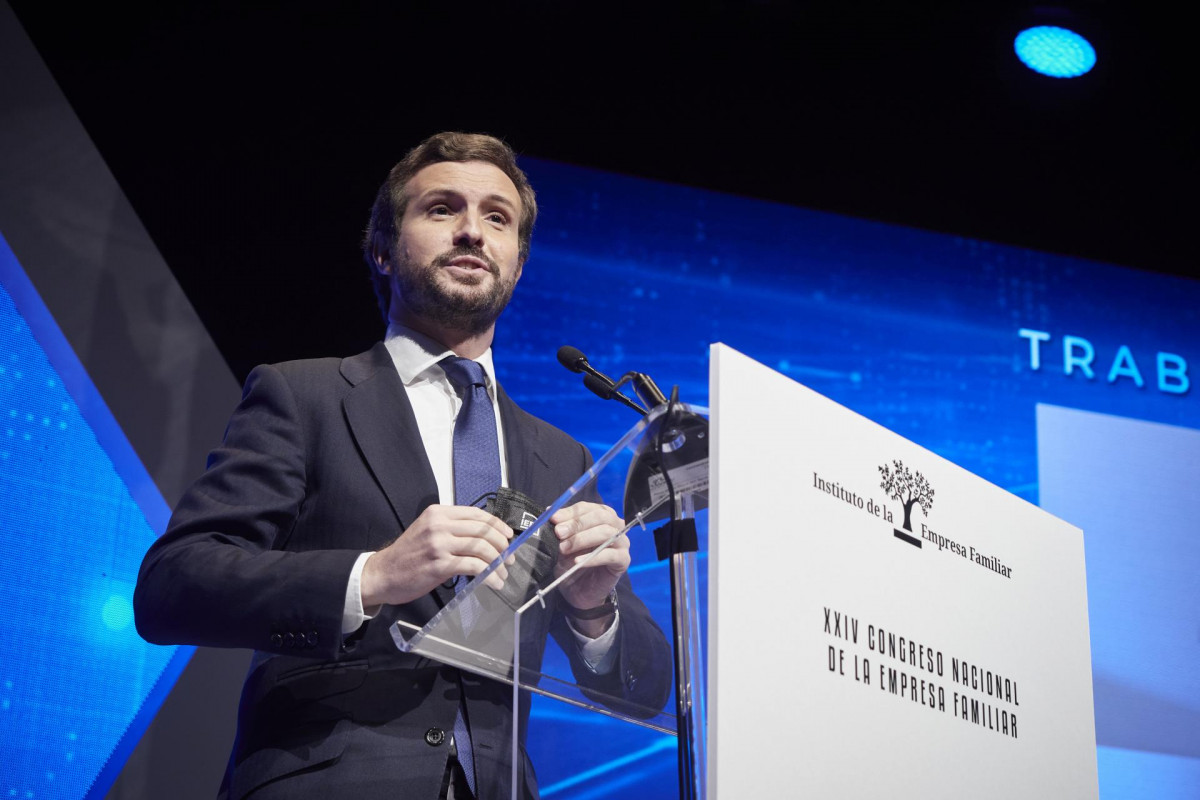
[425,728,446,747]
[625,672,638,691]
[284,632,296,647]
[269,633,283,647]
[306,631,319,647]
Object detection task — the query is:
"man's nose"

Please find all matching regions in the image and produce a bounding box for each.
[452,210,483,247]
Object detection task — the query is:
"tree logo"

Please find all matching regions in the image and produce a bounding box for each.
[879,459,935,548]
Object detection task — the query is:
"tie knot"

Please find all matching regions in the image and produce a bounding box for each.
[441,356,488,391]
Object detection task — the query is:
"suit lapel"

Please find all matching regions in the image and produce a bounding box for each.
[497,384,551,503]
[341,343,440,530]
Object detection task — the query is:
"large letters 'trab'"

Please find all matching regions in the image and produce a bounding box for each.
[1018,328,1189,396]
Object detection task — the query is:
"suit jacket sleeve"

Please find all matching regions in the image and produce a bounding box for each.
[546,446,674,716]
[134,362,361,659]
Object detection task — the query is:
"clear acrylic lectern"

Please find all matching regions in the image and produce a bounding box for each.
[391,403,709,800]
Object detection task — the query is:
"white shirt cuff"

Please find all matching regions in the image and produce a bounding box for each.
[342,551,378,635]
[567,610,620,674]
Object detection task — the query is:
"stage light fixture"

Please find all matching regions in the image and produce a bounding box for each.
[1014,25,1096,77]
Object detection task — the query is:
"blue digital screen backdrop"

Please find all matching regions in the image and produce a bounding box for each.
[2,152,1198,798]
[498,159,1200,797]
[0,233,190,799]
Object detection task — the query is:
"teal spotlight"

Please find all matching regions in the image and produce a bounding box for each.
[1014,25,1096,78]
[102,594,133,630]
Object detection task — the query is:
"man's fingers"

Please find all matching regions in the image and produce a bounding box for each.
[560,534,631,567]
[565,541,630,566]
[560,528,614,555]
[367,506,518,605]
[448,529,509,566]
[465,526,512,559]
[439,505,513,537]
[553,505,622,550]
[453,556,509,591]
[559,523,627,555]
[552,503,620,535]
[436,513,512,556]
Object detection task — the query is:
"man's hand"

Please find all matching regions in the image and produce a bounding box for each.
[360,504,513,608]
[552,502,629,629]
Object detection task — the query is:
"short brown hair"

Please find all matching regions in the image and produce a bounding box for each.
[363,132,538,323]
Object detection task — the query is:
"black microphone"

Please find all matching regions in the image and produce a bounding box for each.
[557,346,602,378]
[557,345,647,415]
[583,372,616,400]
[583,372,649,414]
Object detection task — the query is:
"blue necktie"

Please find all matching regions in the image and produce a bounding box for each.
[442,356,503,509]
[441,356,502,797]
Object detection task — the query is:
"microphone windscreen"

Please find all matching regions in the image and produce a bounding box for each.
[583,372,614,400]
[557,345,588,373]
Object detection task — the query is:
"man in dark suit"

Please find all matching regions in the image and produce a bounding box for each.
[134,132,671,800]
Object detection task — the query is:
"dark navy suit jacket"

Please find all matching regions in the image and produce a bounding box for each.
[134,343,670,800]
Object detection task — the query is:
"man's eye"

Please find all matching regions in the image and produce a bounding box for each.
[486,212,508,225]
[429,205,452,216]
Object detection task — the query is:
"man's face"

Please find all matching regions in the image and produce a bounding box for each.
[386,160,524,336]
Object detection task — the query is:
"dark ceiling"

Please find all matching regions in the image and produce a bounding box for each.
[10,1,1196,380]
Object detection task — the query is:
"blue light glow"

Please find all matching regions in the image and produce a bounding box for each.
[1015,26,1097,78]
[101,595,133,631]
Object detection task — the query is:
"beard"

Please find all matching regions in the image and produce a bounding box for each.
[393,245,519,336]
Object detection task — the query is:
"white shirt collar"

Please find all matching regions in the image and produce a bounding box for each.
[383,322,497,389]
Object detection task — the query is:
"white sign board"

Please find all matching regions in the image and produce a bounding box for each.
[708,344,1098,798]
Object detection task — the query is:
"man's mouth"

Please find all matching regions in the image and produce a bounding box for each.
[434,247,498,277]
[446,255,490,272]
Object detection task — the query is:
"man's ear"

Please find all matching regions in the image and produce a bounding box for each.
[370,233,391,274]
